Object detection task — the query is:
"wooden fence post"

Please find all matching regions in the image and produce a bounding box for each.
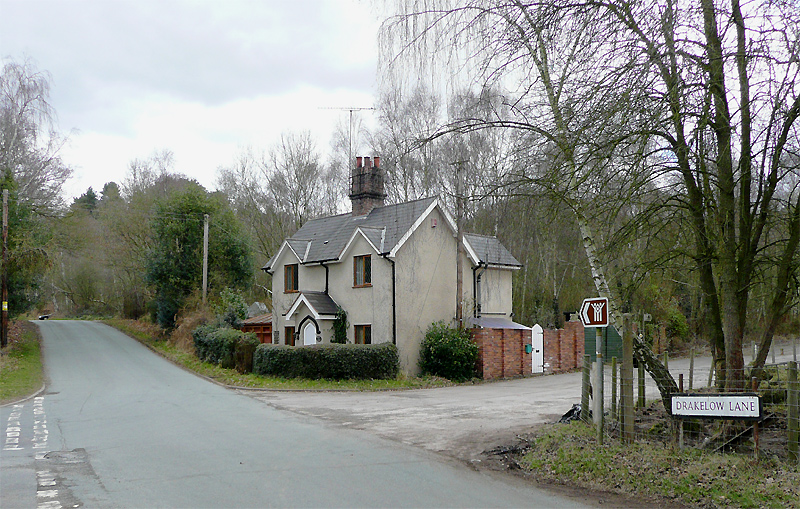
[611,356,617,421]
[638,364,645,408]
[622,314,634,444]
[788,361,798,464]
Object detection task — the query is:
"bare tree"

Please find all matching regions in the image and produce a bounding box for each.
[267,131,326,228]
[0,58,72,214]
[382,0,800,395]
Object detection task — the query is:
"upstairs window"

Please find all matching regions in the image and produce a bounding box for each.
[284,264,298,293]
[353,255,371,287]
[354,325,371,345]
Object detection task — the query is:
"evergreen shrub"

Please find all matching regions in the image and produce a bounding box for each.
[253,343,399,380]
[192,325,258,372]
[419,321,478,382]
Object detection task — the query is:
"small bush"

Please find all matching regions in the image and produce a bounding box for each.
[210,328,239,368]
[192,325,258,373]
[214,288,248,328]
[192,324,216,362]
[253,343,399,380]
[234,333,260,373]
[419,321,478,382]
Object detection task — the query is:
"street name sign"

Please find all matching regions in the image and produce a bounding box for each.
[579,297,608,328]
[672,393,762,421]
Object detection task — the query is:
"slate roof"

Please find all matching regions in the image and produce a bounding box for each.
[464,233,522,268]
[263,197,437,270]
[263,196,522,271]
[286,291,340,319]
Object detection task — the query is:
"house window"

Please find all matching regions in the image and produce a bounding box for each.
[354,325,371,345]
[353,255,371,287]
[285,326,296,346]
[284,264,298,293]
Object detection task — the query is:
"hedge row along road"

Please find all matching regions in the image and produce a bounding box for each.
[1,320,587,508]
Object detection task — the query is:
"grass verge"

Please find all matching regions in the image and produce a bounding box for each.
[0,321,44,404]
[519,421,800,508]
[104,318,453,391]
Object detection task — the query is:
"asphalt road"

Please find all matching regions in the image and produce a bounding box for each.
[1,320,589,508]
[247,337,799,463]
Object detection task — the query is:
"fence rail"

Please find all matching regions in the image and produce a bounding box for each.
[580,327,799,464]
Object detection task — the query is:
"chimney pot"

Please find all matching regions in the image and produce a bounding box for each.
[373,156,380,168]
[356,156,363,168]
[365,157,372,168]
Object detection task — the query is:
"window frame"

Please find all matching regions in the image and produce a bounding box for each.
[354,324,372,345]
[284,264,299,293]
[353,255,372,288]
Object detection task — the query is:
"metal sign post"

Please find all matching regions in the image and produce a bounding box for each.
[580,297,609,444]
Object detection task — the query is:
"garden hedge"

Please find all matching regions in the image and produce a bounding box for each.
[253,343,399,380]
[192,325,259,373]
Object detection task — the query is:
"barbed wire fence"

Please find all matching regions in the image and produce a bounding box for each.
[579,316,799,464]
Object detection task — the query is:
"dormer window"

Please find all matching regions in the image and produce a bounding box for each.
[354,255,371,287]
[284,264,298,293]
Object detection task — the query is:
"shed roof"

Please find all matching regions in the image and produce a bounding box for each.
[242,313,272,325]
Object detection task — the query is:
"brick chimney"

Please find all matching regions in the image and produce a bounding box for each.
[350,156,385,216]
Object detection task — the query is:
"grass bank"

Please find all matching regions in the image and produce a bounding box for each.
[0,321,44,404]
[519,421,800,508]
[104,318,452,391]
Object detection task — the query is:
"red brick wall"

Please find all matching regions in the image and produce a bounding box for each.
[471,328,533,380]
[542,321,585,374]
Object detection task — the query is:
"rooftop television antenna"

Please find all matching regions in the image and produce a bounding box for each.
[319,106,374,167]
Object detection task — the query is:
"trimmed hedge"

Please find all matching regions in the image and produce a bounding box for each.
[192,325,259,373]
[253,343,399,380]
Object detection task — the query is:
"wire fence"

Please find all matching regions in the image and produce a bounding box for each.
[579,336,800,463]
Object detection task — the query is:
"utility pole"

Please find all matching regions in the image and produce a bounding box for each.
[202,214,209,305]
[452,160,467,328]
[2,189,8,349]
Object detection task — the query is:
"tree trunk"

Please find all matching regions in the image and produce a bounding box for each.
[577,211,679,412]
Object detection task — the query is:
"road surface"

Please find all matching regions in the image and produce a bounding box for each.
[2,320,589,508]
[247,337,798,463]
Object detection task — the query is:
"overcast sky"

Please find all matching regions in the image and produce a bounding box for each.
[0,0,381,199]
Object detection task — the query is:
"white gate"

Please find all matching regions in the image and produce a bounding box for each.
[531,324,544,373]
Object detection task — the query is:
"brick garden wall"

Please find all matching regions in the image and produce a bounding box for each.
[542,320,585,374]
[471,328,532,380]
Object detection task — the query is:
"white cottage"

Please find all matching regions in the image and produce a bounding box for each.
[263,156,522,374]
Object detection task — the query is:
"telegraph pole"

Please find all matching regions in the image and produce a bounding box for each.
[2,189,8,349]
[452,160,467,328]
[202,214,209,305]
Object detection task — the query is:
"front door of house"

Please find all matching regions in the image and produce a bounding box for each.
[303,322,316,346]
